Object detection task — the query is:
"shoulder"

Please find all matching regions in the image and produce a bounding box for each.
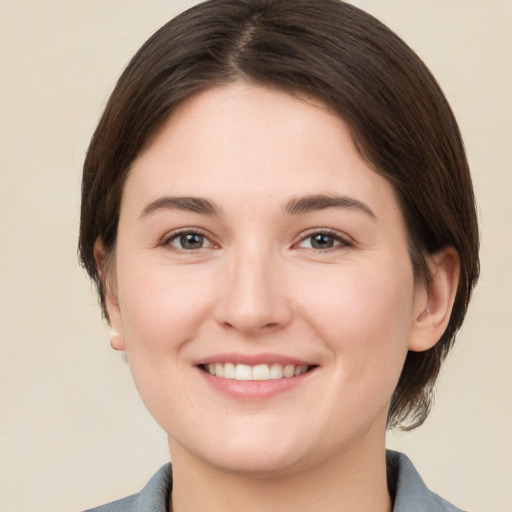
[81,463,172,512]
[81,494,138,512]
[387,450,468,512]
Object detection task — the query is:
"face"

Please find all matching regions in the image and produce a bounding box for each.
[108,83,428,477]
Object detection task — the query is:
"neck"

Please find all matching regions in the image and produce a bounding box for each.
[168,434,392,512]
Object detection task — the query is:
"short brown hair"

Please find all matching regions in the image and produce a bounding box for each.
[79,0,479,430]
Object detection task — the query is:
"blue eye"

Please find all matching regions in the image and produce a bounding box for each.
[298,231,351,250]
[167,232,213,250]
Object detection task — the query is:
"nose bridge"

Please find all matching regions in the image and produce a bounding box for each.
[216,241,291,334]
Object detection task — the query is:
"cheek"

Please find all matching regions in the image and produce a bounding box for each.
[299,259,415,377]
[114,264,214,427]
[116,263,215,355]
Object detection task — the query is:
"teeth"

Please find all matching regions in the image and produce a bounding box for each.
[204,363,310,380]
[234,364,252,381]
[224,362,235,379]
[269,363,283,379]
[252,364,270,380]
[283,364,295,378]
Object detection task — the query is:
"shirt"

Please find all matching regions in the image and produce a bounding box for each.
[83,450,466,512]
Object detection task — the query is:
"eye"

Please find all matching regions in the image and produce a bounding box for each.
[297,231,352,250]
[165,231,214,251]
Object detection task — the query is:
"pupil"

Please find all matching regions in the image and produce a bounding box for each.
[312,234,333,249]
[180,233,203,249]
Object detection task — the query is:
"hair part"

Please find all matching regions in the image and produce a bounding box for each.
[79,0,479,430]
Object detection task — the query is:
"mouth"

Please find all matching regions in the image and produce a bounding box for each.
[199,362,316,381]
[196,356,319,399]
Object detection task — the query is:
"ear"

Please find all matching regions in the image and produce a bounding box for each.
[94,240,126,352]
[408,247,460,352]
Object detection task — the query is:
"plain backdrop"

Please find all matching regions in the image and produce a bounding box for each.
[1,1,511,511]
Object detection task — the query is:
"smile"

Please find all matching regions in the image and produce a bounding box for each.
[202,363,312,381]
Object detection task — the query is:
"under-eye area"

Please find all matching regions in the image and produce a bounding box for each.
[200,363,318,381]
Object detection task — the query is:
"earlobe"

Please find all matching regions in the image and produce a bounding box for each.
[94,239,126,351]
[408,247,460,352]
[109,328,126,351]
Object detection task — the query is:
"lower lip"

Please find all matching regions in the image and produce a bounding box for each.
[196,367,316,400]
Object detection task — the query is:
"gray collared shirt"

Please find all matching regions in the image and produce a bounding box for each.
[83,451,466,512]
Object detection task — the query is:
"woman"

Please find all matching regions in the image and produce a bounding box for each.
[79,0,479,511]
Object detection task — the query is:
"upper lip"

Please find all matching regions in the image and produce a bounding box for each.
[193,352,316,367]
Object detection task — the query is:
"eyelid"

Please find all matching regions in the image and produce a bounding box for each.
[158,227,353,252]
[294,228,354,250]
[160,227,218,251]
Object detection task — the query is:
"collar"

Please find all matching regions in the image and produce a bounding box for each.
[86,451,465,511]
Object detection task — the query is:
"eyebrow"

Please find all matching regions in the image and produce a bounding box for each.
[139,196,222,219]
[284,194,376,219]
[138,193,376,220]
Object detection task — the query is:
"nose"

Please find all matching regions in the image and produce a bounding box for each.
[214,247,293,336]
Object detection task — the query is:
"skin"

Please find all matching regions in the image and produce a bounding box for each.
[99,83,459,512]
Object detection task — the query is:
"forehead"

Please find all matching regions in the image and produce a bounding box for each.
[123,83,402,224]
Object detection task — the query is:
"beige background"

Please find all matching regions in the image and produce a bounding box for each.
[1,1,510,511]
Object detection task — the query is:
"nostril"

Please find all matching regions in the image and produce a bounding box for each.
[220,319,282,333]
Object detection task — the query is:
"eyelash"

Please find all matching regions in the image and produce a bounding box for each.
[161,228,353,252]
[161,228,216,252]
[295,229,353,251]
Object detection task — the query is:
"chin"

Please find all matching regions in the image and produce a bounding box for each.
[170,422,316,478]
[204,446,309,479]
